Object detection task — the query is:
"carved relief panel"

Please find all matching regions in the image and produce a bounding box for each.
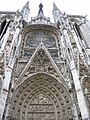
[27,93,56,120]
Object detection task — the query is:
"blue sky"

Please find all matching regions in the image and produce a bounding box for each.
[0,0,90,22]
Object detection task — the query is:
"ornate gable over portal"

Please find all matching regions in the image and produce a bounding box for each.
[16,42,66,86]
[10,42,72,120]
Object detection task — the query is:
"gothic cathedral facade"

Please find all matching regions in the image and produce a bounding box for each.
[0,2,90,120]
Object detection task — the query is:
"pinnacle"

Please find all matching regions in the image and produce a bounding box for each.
[53,2,58,11]
[25,1,29,9]
[53,2,63,15]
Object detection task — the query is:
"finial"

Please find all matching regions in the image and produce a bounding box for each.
[38,3,43,15]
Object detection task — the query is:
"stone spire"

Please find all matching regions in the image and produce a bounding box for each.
[53,2,63,13]
[21,1,30,22]
[53,2,63,23]
[53,2,59,11]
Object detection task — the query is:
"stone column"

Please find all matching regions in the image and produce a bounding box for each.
[0,21,21,120]
[0,67,12,119]
[60,19,90,119]
[70,60,90,120]
[70,89,79,120]
[72,27,89,70]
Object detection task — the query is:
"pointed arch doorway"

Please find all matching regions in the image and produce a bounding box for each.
[10,73,73,120]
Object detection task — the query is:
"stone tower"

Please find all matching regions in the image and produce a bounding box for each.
[0,2,90,120]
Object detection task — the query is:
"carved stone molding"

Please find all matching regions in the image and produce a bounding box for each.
[9,73,72,120]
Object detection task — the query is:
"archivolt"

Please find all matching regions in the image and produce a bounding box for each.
[10,73,73,120]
